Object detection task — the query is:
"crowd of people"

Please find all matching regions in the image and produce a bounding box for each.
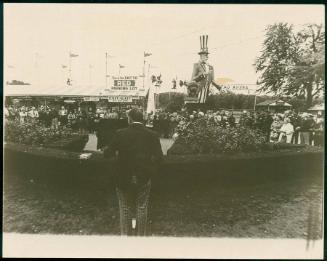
[146,108,324,147]
[5,103,324,147]
[4,104,129,134]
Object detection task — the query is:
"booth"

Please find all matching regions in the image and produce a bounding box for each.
[255,99,292,113]
[4,75,148,115]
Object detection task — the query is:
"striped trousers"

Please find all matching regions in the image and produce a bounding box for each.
[116,179,151,236]
[198,80,211,103]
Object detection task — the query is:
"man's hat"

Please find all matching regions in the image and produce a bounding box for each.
[198,35,209,55]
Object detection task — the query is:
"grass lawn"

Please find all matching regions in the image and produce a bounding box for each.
[4,166,322,238]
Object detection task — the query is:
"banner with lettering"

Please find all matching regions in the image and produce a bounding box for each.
[110,76,141,91]
[108,95,133,103]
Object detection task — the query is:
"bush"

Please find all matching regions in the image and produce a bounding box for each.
[173,117,266,154]
[4,119,81,147]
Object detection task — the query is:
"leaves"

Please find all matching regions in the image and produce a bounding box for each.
[255,23,325,108]
[175,117,266,154]
[4,120,77,146]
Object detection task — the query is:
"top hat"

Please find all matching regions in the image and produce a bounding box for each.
[198,35,209,55]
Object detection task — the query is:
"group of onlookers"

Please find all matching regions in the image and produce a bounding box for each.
[5,105,96,134]
[5,104,324,147]
[146,108,324,147]
[268,110,324,146]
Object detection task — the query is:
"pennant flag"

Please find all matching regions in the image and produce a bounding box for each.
[7,65,14,68]
[144,52,152,57]
[70,52,79,58]
[119,64,125,68]
[62,65,67,69]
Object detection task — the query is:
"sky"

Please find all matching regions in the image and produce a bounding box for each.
[4,4,325,92]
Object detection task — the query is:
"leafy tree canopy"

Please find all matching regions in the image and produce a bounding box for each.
[255,23,325,108]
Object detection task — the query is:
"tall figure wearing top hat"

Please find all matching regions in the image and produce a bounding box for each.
[191,35,219,103]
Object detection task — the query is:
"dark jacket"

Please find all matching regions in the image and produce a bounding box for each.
[104,123,163,189]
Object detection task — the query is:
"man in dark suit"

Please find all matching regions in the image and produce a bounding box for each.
[104,108,163,236]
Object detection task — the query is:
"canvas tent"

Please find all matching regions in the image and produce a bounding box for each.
[255,99,292,112]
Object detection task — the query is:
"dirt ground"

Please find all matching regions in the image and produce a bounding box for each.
[4,165,323,239]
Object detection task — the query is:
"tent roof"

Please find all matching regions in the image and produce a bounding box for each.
[256,99,292,107]
[4,84,147,97]
[308,103,325,111]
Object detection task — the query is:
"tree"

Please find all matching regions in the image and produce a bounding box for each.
[291,24,325,107]
[255,23,325,108]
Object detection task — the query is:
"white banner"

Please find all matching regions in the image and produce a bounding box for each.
[108,95,133,103]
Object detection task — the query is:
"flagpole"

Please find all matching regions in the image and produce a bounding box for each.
[69,51,72,85]
[61,66,64,86]
[89,65,92,87]
[105,52,108,88]
[143,52,145,90]
[35,52,40,88]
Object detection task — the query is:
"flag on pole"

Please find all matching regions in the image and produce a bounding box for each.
[62,65,67,69]
[119,64,125,68]
[144,52,152,57]
[70,52,79,58]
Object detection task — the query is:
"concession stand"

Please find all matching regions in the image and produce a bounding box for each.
[4,75,148,149]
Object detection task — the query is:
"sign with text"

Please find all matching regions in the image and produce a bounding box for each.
[110,76,140,91]
[108,95,133,103]
[220,84,258,94]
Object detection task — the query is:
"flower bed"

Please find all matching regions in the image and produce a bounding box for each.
[173,117,266,154]
[4,120,88,152]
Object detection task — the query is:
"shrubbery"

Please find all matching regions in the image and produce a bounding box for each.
[172,117,266,154]
[4,119,79,147]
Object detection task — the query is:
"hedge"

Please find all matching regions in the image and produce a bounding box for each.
[4,142,323,193]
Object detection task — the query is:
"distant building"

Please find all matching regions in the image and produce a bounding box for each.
[255,99,292,113]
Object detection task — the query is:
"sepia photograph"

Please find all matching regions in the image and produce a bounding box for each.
[3,3,325,258]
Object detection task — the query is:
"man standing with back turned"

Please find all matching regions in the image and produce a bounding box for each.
[104,108,163,236]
